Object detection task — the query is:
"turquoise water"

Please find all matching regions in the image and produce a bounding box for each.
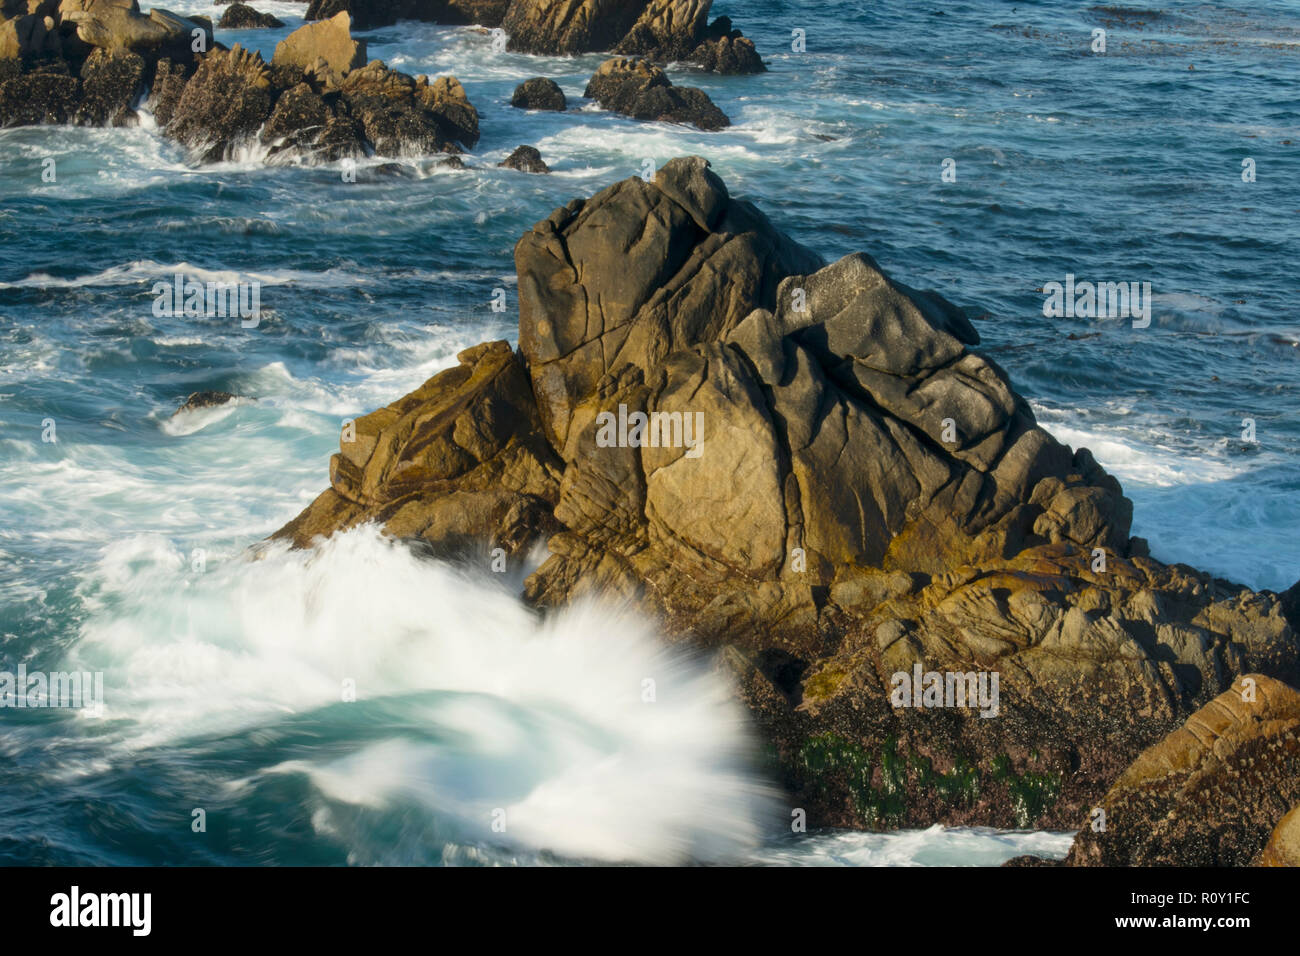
[0,0,1296,864]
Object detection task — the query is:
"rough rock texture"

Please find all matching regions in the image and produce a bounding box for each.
[216,3,283,28]
[153,23,477,163]
[273,12,365,77]
[503,0,644,55]
[275,340,565,560]
[0,63,80,124]
[612,0,709,62]
[1066,675,1300,866]
[584,57,727,130]
[277,157,1300,835]
[691,19,762,74]
[1,3,475,163]
[501,0,760,71]
[0,0,222,127]
[499,143,548,172]
[166,43,275,161]
[73,47,144,123]
[510,75,564,111]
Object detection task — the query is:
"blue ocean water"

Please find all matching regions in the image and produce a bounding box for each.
[0,0,1296,865]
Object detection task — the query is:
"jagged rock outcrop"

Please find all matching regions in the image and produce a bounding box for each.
[216,3,283,28]
[163,41,478,161]
[690,16,762,74]
[0,0,217,127]
[1,3,477,161]
[276,157,1300,834]
[501,0,761,72]
[1065,675,1300,866]
[165,43,274,160]
[74,46,143,123]
[499,143,548,172]
[583,57,727,130]
[276,340,565,559]
[510,75,564,111]
[273,12,365,77]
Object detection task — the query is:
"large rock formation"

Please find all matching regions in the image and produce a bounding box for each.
[1,3,478,161]
[502,0,761,72]
[276,157,1300,834]
[583,57,727,130]
[295,0,762,71]
[1066,675,1300,866]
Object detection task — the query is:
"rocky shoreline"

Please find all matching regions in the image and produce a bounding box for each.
[2,0,746,163]
[271,156,1300,866]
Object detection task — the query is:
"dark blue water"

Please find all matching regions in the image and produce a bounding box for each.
[0,0,1296,865]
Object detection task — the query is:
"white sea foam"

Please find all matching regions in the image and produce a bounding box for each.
[62,526,780,864]
[749,825,1074,867]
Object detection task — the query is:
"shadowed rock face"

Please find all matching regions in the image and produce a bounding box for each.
[499,143,549,172]
[276,157,1300,837]
[304,0,509,31]
[216,3,283,29]
[510,75,565,111]
[1066,675,1300,866]
[276,340,565,561]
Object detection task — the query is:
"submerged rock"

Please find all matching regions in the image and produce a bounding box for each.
[498,143,548,173]
[509,75,565,111]
[583,57,727,130]
[174,390,237,414]
[276,157,1300,835]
